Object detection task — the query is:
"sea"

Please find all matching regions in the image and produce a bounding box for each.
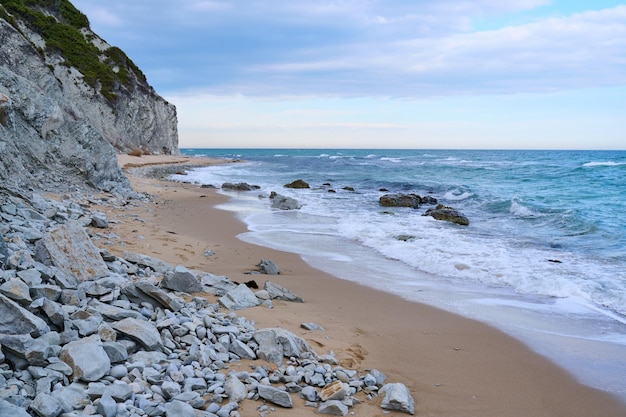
[174,148,626,401]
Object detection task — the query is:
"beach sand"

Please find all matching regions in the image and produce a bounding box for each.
[100,154,626,417]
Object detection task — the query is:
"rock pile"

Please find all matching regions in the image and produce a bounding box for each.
[0,189,415,416]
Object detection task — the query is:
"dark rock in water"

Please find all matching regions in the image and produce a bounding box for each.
[395,235,416,242]
[423,204,469,226]
[343,186,355,191]
[420,195,438,205]
[379,194,421,209]
[222,182,260,191]
[284,179,310,189]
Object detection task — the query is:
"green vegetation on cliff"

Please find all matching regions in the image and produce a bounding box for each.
[0,0,147,103]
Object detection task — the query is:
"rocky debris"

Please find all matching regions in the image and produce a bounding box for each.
[269,192,301,210]
[221,182,260,191]
[423,204,470,226]
[379,193,437,209]
[258,258,280,275]
[284,179,310,189]
[0,189,416,416]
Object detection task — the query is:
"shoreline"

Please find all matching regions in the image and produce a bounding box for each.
[106,154,626,416]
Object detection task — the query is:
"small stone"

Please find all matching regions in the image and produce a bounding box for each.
[30,392,63,417]
[318,400,349,416]
[224,374,247,402]
[380,383,415,415]
[257,384,294,408]
[319,380,346,401]
[96,391,117,417]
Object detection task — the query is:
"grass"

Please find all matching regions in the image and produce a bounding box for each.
[0,0,147,104]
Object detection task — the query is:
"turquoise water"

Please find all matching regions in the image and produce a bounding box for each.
[176,148,626,399]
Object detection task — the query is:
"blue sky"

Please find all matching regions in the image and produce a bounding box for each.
[72,0,626,149]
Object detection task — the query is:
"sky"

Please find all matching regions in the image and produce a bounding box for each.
[71,0,626,150]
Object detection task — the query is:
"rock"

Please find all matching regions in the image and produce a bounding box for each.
[59,335,111,382]
[224,374,248,402]
[165,400,196,417]
[88,299,145,321]
[319,380,347,401]
[264,281,304,302]
[112,317,163,352]
[423,204,470,226]
[91,212,108,228]
[0,277,32,304]
[0,398,31,417]
[230,339,257,360]
[219,284,260,311]
[0,233,8,270]
[258,259,279,275]
[122,251,174,274]
[379,193,421,208]
[318,400,349,416]
[30,392,63,417]
[380,383,415,415]
[270,193,301,210]
[284,179,310,189]
[41,221,109,281]
[102,342,129,364]
[96,391,117,417]
[222,182,260,191]
[257,384,294,408]
[300,385,318,402]
[0,293,50,336]
[254,328,311,366]
[162,265,203,293]
[122,281,182,312]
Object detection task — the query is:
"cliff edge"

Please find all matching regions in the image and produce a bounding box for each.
[0,0,178,194]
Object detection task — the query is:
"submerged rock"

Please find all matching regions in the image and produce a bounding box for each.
[284,179,310,189]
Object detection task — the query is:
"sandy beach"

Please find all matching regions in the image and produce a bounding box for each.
[102,154,626,417]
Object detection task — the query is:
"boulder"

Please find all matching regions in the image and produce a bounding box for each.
[41,220,109,281]
[379,193,421,209]
[380,383,415,415]
[121,251,174,274]
[423,204,470,226]
[30,392,64,417]
[270,192,301,210]
[264,281,304,302]
[222,182,260,191]
[0,399,31,417]
[162,265,203,293]
[257,384,294,408]
[0,293,50,336]
[284,179,310,189]
[224,374,248,402]
[254,327,312,366]
[318,400,349,416]
[59,335,111,382]
[112,317,163,352]
[258,259,280,275]
[122,281,183,312]
[219,284,260,311]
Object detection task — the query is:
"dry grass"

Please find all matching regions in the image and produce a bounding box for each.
[128,148,143,157]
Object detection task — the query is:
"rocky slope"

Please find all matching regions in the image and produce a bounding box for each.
[0,0,178,195]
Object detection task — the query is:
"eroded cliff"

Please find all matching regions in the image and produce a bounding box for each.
[0,0,178,194]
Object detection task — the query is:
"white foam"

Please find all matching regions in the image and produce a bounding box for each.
[583,161,626,167]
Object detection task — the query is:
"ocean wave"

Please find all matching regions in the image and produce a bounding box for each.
[443,190,473,201]
[582,161,626,167]
[510,199,543,218]
[380,157,403,163]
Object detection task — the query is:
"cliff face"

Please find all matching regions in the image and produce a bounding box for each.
[0,1,178,194]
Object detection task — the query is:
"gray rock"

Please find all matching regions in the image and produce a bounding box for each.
[122,252,174,274]
[379,193,422,209]
[161,379,181,399]
[218,284,260,311]
[380,383,415,415]
[112,317,163,352]
[229,339,257,360]
[257,384,294,408]
[200,273,237,295]
[50,383,90,412]
[106,382,133,402]
[102,341,129,363]
[41,221,109,282]
[96,391,117,417]
[29,285,62,302]
[221,182,260,191]
[165,400,197,417]
[30,392,63,417]
[122,281,182,312]
[318,400,349,416]
[224,374,248,402]
[17,268,42,285]
[0,398,31,417]
[0,277,32,304]
[91,212,108,229]
[0,233,8,270]
[162,265,202,293]
[0,293,50,336]
[89,299,145,321]
[172,391,205,408]
[258,259,279,275]
[300,385,318,402]
[59,335,111,382]
[264,281,304,302]
[270,193,301,210]
[254,328,311,366]
[301,322,324,331]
